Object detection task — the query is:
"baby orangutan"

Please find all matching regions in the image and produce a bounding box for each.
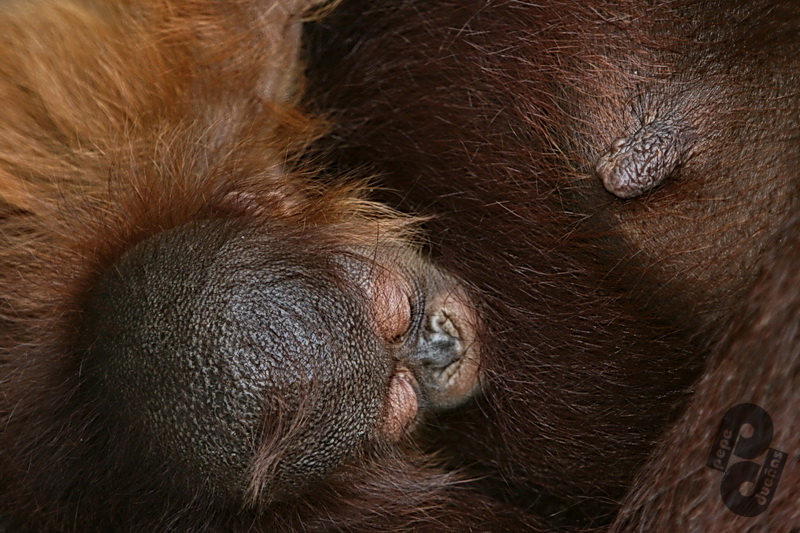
[0,1,523,531]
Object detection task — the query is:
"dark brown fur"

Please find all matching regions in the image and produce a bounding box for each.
[307,0,800,528]
[612,210,800,532]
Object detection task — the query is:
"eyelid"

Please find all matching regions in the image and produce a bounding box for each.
[371,271,413,343]
[382,367,419,440]
[407,291,425,339]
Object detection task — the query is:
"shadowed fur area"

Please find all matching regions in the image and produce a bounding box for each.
[307,0,800,529]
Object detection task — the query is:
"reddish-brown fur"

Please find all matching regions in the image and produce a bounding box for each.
[0,1,544,531]
[612,210,800,532]
[307,0,800,528]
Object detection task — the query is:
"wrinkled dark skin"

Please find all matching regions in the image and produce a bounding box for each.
[79,217,482,502]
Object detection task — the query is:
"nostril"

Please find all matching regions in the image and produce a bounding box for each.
[404,286,482,411]
[417,331,459,369]
[430,310,459,338]
[415,311,462,368]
